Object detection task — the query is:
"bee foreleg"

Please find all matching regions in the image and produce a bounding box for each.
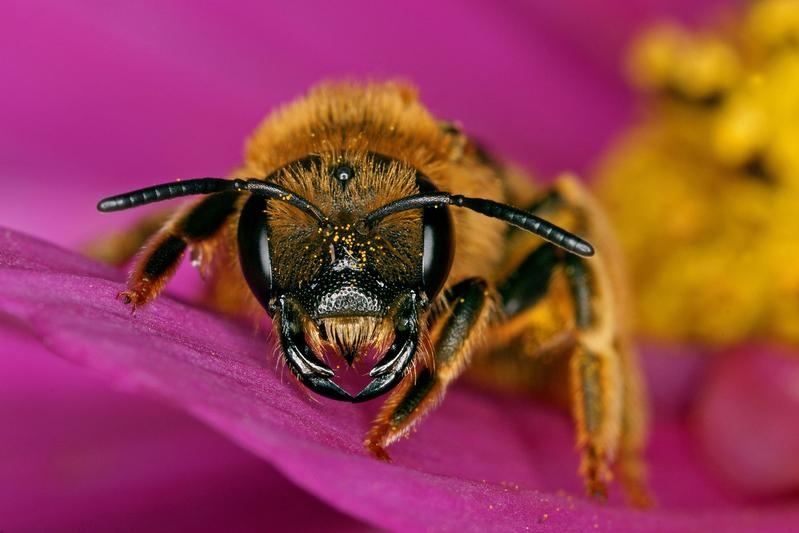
[120,191,239,309]
[364,278,493,459]
[276,296,352,402]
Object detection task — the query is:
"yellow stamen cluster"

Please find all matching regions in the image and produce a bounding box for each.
[595,0,799,346]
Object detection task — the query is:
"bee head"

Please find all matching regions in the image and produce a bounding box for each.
[236,154,454,401]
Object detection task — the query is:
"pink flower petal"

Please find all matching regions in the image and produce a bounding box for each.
[640,341,712,417]
[1,317,367,532]
[3,228,798,531]
[694,345,799,498]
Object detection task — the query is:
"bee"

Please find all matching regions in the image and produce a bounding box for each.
[97,82,649,504]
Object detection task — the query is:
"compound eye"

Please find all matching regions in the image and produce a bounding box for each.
[237,195,276,314]
[417,177,454,299]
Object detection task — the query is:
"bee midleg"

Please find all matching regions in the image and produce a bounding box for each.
[364,278,494,459]
[495,243,622,499]
[613,335,652,507]
[555,177,650,505]
[120,191,240,308]
[497,179,649,504]
[563,251,624,501]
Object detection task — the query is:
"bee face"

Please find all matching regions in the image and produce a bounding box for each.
[237,153,455,382]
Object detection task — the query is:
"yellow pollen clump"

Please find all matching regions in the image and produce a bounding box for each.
[596,0,799,346]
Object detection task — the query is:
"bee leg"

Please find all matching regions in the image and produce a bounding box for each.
[495,179,650,505]
[495,243,621,499]
[499,242,625,501]
[275,296,352,401]
[353,291,422,403]
[614,336,652,507]
[364,278,493,459]
[561,253,628,503]
[120,191,239,309]
[552,179,651,506]
[498,242,560,317]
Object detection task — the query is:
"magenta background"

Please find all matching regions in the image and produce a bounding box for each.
[3,1,798,532]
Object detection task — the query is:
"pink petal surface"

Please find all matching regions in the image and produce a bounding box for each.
[2,316,368,532]
[3,229,798,532]
[694,345,799,498]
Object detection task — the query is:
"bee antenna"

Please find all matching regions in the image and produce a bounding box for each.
[97,177,327,223]
[364,192,594,257]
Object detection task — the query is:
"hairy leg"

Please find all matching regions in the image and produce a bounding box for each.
[488,177,650,504]
[562,252,623,500]
[119,191,239,308]
[614,335,652,507]
[364,278,493,458]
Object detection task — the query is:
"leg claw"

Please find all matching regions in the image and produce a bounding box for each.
[365,440,392,461]
[116,290,141,314]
